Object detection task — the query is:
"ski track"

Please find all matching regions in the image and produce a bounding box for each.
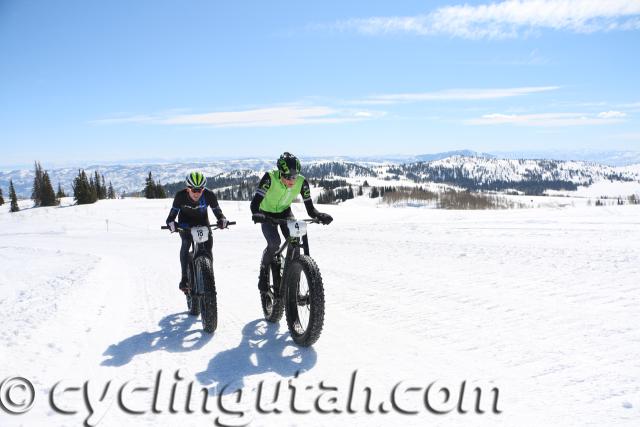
[0,199,639,426]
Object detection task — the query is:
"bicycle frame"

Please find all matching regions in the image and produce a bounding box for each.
[269,219,316,298]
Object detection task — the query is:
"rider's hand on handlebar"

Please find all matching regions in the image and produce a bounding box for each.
[252,213,266,224]
[217,218,229,229]
[167,221,177,232]
[315,212,333,225]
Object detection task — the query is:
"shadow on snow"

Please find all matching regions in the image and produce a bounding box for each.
[101,311,212,367]
[196,319,317,395]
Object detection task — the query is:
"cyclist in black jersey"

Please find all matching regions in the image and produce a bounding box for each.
[166,171,228,292]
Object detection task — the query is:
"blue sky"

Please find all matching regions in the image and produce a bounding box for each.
[1,0,639,166]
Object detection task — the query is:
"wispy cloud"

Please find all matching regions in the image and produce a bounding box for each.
[597,110,627,119]
[466,111,628,126]
[333,0,640,39]
[92,105,384,128]
[355,86,559,105]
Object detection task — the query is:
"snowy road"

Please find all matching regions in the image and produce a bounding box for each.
[1,198,639,426]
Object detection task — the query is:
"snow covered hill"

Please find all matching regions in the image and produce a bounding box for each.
[0,197,638,426]
[2,155,640,198]
[381,156,640,189]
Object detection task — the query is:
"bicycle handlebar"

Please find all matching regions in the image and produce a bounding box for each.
[161,221,236,232]
[256,217,321,225]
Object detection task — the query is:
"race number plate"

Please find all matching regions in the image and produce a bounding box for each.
[287,220,307,237]
[191,226,209,243]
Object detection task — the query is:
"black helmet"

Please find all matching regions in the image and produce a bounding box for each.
[277,152,301,179]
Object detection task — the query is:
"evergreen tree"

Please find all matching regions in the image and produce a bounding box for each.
[31,161,43,206]
[348,186,354,199]
[93,171,108,200]
[362,180,370,187]
[357,186,363,196]
[9,180,19,212]
[370,187,380,198]
[88,175,98,202]
[155,180,167,198]
[0,187,4,206]
[107,181,116,199]
[144,172,156,199]
[100,174,108,199]
[40,171,58,206]
[56,183,66,199]
[73,169,97,204]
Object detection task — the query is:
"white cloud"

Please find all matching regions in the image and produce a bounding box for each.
[92,106,381,128]
[598,111,627,119]
[335,0,640,39]
[364,86,559,103]
[466,111,627,126]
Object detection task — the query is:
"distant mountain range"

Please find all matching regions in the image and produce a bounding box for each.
[2,151,639,197]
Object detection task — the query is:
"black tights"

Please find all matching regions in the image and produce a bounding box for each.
[260,221,290,268]
[179,230,212,278]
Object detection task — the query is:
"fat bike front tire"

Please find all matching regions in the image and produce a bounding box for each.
[284,254,325,347]
[194,257,218,333]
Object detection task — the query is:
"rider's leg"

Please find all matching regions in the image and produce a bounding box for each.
[260,222,281,268]
[179,231,191,290]
[259,222,280,291]
[204,232,213,259]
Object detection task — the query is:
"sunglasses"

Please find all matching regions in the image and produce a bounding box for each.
[188,187,204,193]
[282,174,297,181]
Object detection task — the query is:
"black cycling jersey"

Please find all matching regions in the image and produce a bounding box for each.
[166,188,225,226]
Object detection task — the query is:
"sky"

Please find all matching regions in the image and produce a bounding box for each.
[1,0,640,167]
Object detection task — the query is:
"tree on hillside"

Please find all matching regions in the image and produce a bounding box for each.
[107,181,116,199]
[40,171,58,206]
[56,183,66,199]
[31,161,43,206]
[9,180,19,212]
[144,172,167,198]
[144,172,156,199]
[31,161,58,207]
[93,171,108,200]
[101,174,108,199]
[0,187,4,206]
[73,169,97,205]
[155,180,167,198]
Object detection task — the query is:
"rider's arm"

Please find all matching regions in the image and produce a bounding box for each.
[165,192,182,224]
[250,172,272,214]
[206,190,226,221]
[301,178,320,217]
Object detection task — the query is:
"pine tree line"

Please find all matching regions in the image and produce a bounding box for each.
[215,179,261,201]
[31,161,58,207]
[316,186,354,204]
[308,178,349,191]
[302,162,377,179]
[144,172,167,199]
[72,169,116,205]
[0,187,4,206]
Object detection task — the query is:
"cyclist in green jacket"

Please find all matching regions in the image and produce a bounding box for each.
[250,152,332,292]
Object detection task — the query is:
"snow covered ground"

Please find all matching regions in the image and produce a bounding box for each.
[0,197,639,426]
